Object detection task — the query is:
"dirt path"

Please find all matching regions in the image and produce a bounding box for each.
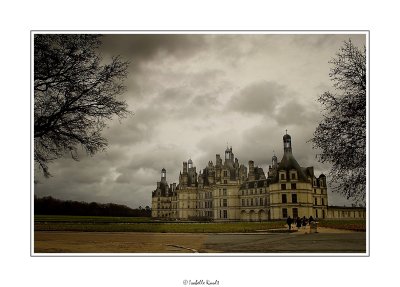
[34,228,365,254]
[34,232,208,253]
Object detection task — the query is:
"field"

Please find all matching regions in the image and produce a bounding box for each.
[34,215,366,233]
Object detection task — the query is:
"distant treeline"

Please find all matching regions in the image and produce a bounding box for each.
[34,196,151,217]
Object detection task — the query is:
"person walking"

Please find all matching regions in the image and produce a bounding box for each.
[296,217,302,229]
[286,216,293,231]
[302,216,307,229]
[309,215,315,223]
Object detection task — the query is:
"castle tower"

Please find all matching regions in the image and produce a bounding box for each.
[283,130,292,154]
[248,160,255,181]
[272,152,278,167]
[161,168,167,183]
[225,146,231,160]
[183,161,188,174]
[188,158,193,169]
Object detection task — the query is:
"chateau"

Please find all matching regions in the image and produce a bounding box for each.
[151,133,366,221]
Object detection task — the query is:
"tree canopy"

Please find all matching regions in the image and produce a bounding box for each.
[311,39,366,203]
[34,34,130,177]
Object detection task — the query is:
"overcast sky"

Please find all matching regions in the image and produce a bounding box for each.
[34,33,366,208]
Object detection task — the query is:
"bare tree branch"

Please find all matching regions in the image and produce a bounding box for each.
[34,34,131,177]
[310,39,366,203]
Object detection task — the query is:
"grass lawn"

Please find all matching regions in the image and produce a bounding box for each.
[34,215,366,233]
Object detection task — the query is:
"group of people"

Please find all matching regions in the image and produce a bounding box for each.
[286,215,315,230]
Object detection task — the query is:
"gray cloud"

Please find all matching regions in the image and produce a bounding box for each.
[228,81,286,114]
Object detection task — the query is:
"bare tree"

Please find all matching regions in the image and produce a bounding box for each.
[34,34,130,177]
[310,39,366,203]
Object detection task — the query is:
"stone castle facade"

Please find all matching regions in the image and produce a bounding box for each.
[151,133,366,221]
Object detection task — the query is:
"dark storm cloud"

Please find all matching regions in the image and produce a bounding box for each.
[290,34,366,52]
[101,34,207,64]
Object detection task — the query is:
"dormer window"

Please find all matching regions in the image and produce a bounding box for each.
[280,173,285,180]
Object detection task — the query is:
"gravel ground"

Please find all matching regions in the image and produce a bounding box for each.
[34,228,366,254]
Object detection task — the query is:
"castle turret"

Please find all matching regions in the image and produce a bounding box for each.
[161,168,166,183]
[272,153,278,167]
[225,146,230,160]
[283,131,292,154]
[248,160,255,181]
[216,154,222,166]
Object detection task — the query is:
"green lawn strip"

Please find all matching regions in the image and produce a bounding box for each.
[317,220,366,231]
[34,215,152,223]
[34,217,366,232]
[34,221,286,233]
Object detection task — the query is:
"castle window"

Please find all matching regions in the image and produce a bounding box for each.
[224,180,227,184]
[223,188,227,196]
[242,199,245,206]
[291,183,296,190]
[223,170,228,177]
[223,210,228,219]
[291,194,297,203]
[255,198,258,206]
[241,190,244,196]
[291,173,296,180]
[223,199,227,207]
[282,194,287,203]
[280,173,285,180]
[282,208,288,218]
[260,198,263,206]
[292,208,298,218]
[251,198,253,206]
[322,198,324,205]
[281,184,286,190]
[247,199,249,206]
[315,198,318,205]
